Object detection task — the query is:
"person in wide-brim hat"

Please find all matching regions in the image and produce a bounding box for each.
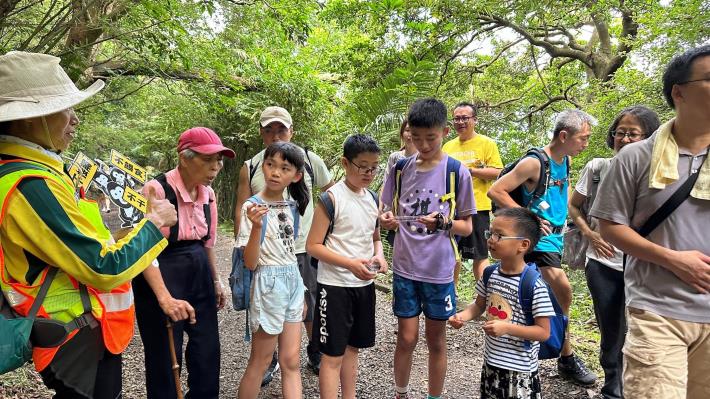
[0,51,178,399]
[0,51,104,152]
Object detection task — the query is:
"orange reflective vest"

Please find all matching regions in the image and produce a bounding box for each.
[0,160,135,371]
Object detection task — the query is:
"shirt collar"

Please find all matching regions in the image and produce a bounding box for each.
[0,135,67,177]
[167,168,209,204]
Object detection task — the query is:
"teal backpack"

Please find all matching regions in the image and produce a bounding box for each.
[0,268,56,374]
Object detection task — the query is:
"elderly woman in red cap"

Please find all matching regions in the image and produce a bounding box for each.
[134,127,235,399]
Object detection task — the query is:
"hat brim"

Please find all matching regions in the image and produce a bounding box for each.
[0,79,104,122]
[260,117,292,129]
[191,144,236,159]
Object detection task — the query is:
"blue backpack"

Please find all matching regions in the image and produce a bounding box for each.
[482,263,567,359]
[228,195,300,341]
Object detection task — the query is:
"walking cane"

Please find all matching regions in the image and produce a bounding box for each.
[166,319,184,399]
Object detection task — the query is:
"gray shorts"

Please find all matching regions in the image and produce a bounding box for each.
[297,253,317,322]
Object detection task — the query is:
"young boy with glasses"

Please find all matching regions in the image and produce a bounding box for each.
[449,207,555,399]
[306,134,388,399]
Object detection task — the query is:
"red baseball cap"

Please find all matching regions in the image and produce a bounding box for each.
[177,127,236,158]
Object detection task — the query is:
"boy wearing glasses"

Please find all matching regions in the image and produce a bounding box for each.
[380,98,475,399]
[443,102,503,280]
[449,208,555,399]
[488,109,598,386]
[306,134,388,399]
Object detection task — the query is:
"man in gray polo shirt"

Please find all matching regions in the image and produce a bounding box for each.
[234,106,334,384]
[591,44,710,398]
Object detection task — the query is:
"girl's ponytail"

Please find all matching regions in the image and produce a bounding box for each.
[288,179,309,216]
[263,142,311,215]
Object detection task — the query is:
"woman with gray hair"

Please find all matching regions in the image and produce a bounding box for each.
[134,127,235,399]
[569,106,660,399]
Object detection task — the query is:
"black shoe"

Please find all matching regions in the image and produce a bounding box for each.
[261,354,280,387]
[306,350,321,375]
[558,354,597,386]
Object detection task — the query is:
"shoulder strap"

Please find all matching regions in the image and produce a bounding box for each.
[27,267,58,319]
[303,147,315,187]
[246,195,268,244]
[442,156,461,206]
[248,159,259,185]
[518,263,540,326]
[584,158,606,222]
[202,198,212,242]
[481,264,498,288]
[289,201,300,239]
[531,148,551,200]
[318,191,336,242]
[637,162,704,238]
[367,189,379,208]
[154,173,179,243]
[392,157,409,216]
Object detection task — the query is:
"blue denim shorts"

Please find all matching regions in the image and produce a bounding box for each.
[250,264,305,335]
[392,273,456,320]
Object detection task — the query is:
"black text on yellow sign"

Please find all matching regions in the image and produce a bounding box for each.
[122,186,147,214]
[68,152,98,192]
[110,150,147,183]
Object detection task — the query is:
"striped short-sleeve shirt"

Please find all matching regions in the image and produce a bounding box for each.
[475,267,555,372]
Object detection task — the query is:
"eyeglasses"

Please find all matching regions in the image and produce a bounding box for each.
[679,77,710,85]
[349,161,381,176]
[484,230,526,242]
[452,116,474,124]
[613,131,646,141]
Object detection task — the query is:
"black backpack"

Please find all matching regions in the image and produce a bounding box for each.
[493,148,568,211]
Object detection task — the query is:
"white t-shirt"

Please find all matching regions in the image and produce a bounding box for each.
[575,158,623,271]
[246,148,332,254]
[236,200,297,266]
[317,181,378,287]
[475,267,556,373]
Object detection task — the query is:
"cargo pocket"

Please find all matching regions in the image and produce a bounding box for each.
[622,335,669,397]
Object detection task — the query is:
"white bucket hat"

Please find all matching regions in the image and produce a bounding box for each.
[0,51,104,123]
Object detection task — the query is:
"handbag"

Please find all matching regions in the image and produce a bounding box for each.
[563,159,608,270]
[0,268,57,374]
[562,225,588,270]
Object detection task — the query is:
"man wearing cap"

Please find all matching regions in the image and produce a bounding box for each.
[135,127,235,399]
[234,106,334,382]
[0,51,177,398]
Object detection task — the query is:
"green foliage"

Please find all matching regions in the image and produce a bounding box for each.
[1,0,708,221]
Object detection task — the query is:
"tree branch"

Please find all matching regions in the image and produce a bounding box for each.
[91,63,259,91]
[588,2,612,56]
[516,83,580,122]
[76,76,156,110]
[478,14,592,68]
[436,24,499,88]
[0,0,22,25]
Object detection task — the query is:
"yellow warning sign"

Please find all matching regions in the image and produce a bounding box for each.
[68,152,98,192]
[110,150,147,183]
[122,186,147,213]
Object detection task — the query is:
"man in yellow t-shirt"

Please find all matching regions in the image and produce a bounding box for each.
[442,102,503,281]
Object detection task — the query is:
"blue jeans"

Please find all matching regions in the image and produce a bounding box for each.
[586,258,625,399]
